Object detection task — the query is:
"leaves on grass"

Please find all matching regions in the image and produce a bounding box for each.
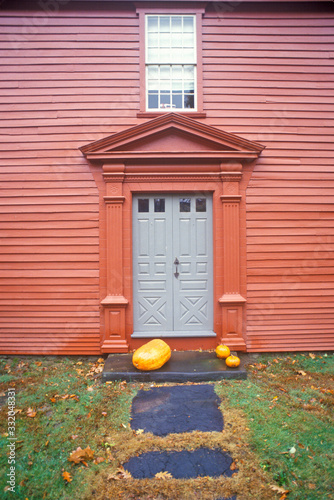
[107,466,132,481]
[155,471,173,480]
[62,471,72,483]
[93,457,105,465]
[26,408,37,418]
[270,484,289,494]
[68,446,94,464]
[86,361,104,377]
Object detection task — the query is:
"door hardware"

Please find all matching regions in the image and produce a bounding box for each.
[174,257,179,278]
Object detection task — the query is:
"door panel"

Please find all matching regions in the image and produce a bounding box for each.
[133,194,213,336]
[173,195,213,332]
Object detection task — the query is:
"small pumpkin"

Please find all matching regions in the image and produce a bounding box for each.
[215,344,230,359]
[225,354,241,368]
[132,339,171,371]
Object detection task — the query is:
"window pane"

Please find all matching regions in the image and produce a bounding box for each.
[172,93,183,108]
[159,48,171,63]
[148,93,159,109]
[183,33,194,48]
[148,80,158,91]
[171,33,183,48]
[160,16,170,32]
[184,81,195,93]
[147,16,158,32]
[172,65,182,78]
[184,94,195,108]
[160,65,170,78]
[147,65,159,79]
[160,33,170,48]
[172,80,182,90]
[196,198,206,212]
[154,198,165,212]
[147,32,158,47]
[183,16,194,32]
[183,48,195,62]
[147,48,159,63]
[138,199,149,212]
[171,16,182,32]
[160,79,170,91]
[160,93,171,108]
[180,198,191,212]
[184,65,194,78]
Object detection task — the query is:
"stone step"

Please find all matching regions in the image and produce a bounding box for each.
[103,350,247,383]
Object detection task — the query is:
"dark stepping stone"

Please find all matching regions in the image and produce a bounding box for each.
[131,384,224,436]
[123,448,237,479]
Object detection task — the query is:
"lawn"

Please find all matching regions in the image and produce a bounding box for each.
[0,352,333,500]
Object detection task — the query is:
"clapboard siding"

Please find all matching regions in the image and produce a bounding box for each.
[203,3,334,352]
[0,1,333,353]
[0,3,139,354]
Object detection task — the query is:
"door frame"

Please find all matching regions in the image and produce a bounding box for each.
[80,113,264,353]
[132,192,215,337]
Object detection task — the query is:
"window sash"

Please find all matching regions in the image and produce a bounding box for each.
[145,15,197,111]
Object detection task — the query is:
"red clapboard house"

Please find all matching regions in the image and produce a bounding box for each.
[0,0,334,355]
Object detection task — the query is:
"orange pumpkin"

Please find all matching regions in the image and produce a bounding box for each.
[225,355,240,368]
[132,339,171,371]
[215,344,230,359]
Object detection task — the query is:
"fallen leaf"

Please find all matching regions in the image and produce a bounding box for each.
[87,386,94,392]
[289,446,296,455]
[97,358,105,363]
[230,461,237,471]
[71,435,78,440]
[35,361,42,366]
[62,471,72,483]
[26,408,37,418]
[155,471,173,480]
[135,429,144,435]
[297,370,307,376]
[270,485,289,494]
[308,483,316,489]
[309,353,316,359]
[93,457,105,464]
[108,467,132,480]
[68,446,94,464]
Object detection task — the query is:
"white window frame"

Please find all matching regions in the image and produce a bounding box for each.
[145,14,197,112]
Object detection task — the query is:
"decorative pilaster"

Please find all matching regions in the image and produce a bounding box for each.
[100,164,128,352]
[219,168,247,351]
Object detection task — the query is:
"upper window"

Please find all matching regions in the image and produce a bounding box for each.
[145,15,196,111]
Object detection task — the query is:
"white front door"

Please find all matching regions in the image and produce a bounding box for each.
[132,194,214,337]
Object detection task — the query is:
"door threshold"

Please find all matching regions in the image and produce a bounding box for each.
[131,331,217,338]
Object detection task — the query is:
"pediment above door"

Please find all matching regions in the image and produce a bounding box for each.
[80,113,264,162]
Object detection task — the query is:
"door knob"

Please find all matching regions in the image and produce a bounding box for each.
[174,257,179,278]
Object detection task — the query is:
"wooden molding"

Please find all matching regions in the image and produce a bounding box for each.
[80,113,264,353]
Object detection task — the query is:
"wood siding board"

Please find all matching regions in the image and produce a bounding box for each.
[1,2,334,353]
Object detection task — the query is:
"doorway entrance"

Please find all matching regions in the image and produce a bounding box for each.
[132,193,214,337]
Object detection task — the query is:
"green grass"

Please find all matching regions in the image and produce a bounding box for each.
[0,353,333,499]
[0,357,136,500]
[215,353,334,500]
